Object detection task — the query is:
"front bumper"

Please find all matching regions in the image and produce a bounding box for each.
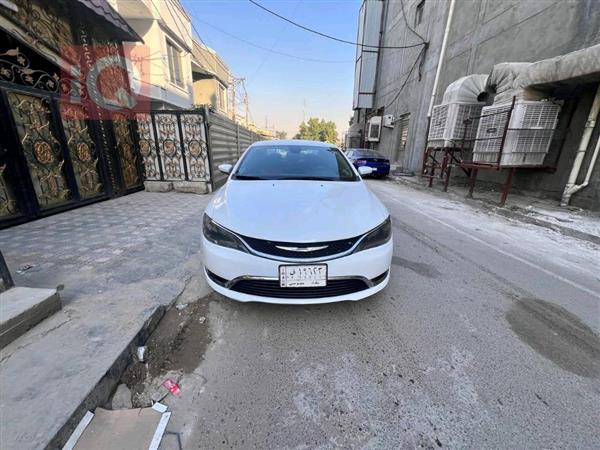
[202,236,393,305]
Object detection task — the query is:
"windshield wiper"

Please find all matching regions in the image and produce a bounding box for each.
[233,175,269,180]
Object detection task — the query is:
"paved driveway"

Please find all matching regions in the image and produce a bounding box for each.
[0,191,210,304]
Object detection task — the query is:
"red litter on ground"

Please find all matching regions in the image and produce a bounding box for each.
[162,379,181,396]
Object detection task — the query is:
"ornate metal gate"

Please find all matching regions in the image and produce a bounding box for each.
[0,84,144,228]
[0,82,112,226]
[136,110,211,184]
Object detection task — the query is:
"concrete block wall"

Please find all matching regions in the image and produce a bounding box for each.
[364,0,600,209]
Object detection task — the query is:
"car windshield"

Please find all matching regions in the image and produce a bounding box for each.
[233,145,358,181]
[352,149,385,158]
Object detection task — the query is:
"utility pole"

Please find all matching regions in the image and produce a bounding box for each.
[229,76,236,120]
[229,77,246,123]
[241,78,249,127]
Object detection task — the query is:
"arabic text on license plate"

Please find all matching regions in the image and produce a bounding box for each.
[279,264,327,288]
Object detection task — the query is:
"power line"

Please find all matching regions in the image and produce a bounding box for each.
[248,0,304,82]
[162,0,214,70]
[194,19,353,64]
[248,0,425,50]
[384,46,426,110]
[399,0,427,44]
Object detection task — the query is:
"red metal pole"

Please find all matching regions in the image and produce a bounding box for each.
[443,159,452,192]
[468,168,478,198]
[500,167,516,206]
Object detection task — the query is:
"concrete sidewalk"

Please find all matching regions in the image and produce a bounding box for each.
[390,174,600,245]
[0,191,211,449]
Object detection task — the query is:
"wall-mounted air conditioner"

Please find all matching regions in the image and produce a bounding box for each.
[428,103,485,148]
[383,114,395,128]
[366,116,382,142]
[472,100,561,166]
[427,74,489,148]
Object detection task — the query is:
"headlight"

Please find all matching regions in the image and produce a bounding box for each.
[354,216,391,252]
[203,214,249,253]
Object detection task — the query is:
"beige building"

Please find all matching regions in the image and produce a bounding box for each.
[191,39,231,116]
[108,0,194,109]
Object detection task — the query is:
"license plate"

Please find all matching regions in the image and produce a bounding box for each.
[279,264,327,288]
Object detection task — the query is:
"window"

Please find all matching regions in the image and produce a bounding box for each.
[166,40,183,87]
[394,113,410,162]
[234,145,358,181]
[415,0,425,26]
[218,83,226,111]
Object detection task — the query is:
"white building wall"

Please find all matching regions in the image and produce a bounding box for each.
[109,0,194,109]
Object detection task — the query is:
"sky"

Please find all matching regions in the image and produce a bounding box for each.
[182,0,361,138]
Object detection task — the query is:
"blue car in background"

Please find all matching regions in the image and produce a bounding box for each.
[345,149,390,177]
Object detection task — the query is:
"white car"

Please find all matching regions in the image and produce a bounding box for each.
[202,140,393,304]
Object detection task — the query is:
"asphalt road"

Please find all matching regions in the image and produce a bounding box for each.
[159,180,600,450]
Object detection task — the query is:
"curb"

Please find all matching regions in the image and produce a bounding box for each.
[47,304,166,448]
[388,176,600,246]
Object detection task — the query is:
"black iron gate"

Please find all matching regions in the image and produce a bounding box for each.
[0,82,109,226]
[0,82,143,228]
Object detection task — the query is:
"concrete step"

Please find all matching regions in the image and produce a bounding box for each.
[0,287,61,349]
[0,279,186,450]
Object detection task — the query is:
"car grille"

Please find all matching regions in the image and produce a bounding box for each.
[206,270,388,299]
[240,234,362,259]
[231,278,369,299]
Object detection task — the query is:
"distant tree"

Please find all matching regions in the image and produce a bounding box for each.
[275,130,287,140]
[294,118,338,143]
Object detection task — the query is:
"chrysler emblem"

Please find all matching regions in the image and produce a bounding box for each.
[275,245,329,252]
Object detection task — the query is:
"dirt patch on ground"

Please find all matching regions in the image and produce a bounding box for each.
[121,293,216,406]
[506,297,600,378]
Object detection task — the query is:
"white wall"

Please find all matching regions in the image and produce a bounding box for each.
[109,0,194,109]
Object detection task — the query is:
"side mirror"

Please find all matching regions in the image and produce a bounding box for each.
[358,166,373,176]
[218,163,233,175]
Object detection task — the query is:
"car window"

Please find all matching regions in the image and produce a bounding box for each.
[234,145,358,181]
[355,150,384,158]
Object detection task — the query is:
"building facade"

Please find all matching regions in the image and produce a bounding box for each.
[0,0,145,228]
[108,0,194,109]
[353,0,600,209]
[191,39,231,116]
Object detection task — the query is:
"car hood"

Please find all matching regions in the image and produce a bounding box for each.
[205,180,389,242]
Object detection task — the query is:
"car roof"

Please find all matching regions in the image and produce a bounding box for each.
[348,148,378,152]
[250,140,336,148]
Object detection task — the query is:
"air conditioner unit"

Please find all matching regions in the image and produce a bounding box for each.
[428,102,485,148]
[383,114,395,128]
[473,101,561,166]
[367,116,382,142]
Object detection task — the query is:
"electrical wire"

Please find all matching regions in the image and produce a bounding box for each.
[399,0,427,44]
[248,0,425,50]
[383,46,426,110]
[248,0,304,82]
[162,0,229,77]
[194,19,353,64]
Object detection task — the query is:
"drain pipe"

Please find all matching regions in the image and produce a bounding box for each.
[426,0,456,118]
[560,84,600,206]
